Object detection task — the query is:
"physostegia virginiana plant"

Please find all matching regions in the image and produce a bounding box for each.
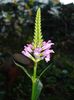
[14,8,54,100]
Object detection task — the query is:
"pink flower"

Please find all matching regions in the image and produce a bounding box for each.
[45,55,50,62]
[24,45,32,53]
[42,49,54,62]
[22,40,54,62]
[34,48,42,58]
[43,49,54,56]
[22,50,32,58]
[42,40,54,50]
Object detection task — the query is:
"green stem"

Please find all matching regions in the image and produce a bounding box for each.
[33,62,37,79]
[31,62,37,100]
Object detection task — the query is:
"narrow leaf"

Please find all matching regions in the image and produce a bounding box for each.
[38,63,53,79]
[14,61,32,79]
[32,79,43,100]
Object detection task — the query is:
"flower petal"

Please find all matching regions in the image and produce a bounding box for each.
[45,55,50,62]
[24,46,32,53]
[42,43,54,50]
[22,51,32,58]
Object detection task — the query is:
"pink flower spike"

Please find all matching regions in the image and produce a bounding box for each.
[22,40,54,62]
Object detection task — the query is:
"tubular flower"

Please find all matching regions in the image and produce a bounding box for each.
[22,40,54,62]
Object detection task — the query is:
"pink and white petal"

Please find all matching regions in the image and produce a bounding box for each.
[34,51,40,58]
[42,43,54,50]
[22,51,31,58]
[24,46,32,53]
[45,55,50,62]
[27,44,33,48]
[49,50,54,53]
[48,40,52,43]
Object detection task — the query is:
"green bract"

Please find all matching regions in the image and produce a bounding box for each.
[33,8,43,48]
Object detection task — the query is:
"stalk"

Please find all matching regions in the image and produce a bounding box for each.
[31,62,37,100]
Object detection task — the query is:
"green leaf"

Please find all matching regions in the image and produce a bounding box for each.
[33,8,43,48]
[14,61,32,79]
[38,63,53,79]
[31,79,43,100]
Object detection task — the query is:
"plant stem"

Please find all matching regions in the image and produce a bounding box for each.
[31,62,37,100]
[33,62,37,79]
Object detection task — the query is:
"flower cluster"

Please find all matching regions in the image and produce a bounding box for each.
[22,40,54,62]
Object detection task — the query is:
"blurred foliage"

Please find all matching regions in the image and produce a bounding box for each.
[0,0,74,100]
